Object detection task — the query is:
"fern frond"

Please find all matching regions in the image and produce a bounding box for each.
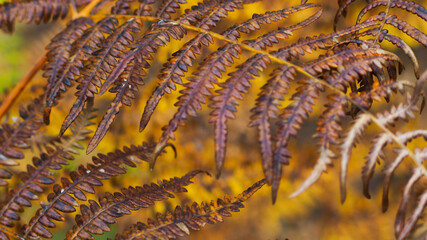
[0,0,70,33]
[250,66,295,185]
[115,179,265,240]
[138,0,245,132]
[356,0,427,24]
[395,167,425,240]
[272,80,322,202]
[340,114,372,203]
[60,17,142,139]
[0,97,44,187]
[23,143,155,239]
[290,94,347,198]
[210,53,271,176]
[44,17,117,122]
[88,58,145,154]
[111,0,156,16]
[155,0,187,20]
[138,3,320,134]
[0,106,94,232]
[43,18,93,105]
[66,170,206,240]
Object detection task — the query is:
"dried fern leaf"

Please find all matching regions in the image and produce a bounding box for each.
[60,18,142,138]
[66,170,207,240]
[207,7,321,177]
[155,0,187,20]
[139,0,245,133]
[44,17,117,122]
[250,66,295,185]
[290,94,347,198]
[139,3,320,133]
[0,97,44,187]
[356,0,427,24]
[0,0,70,33]
[43,18,93,113]
[210,53,271,176]
[272,80,322,202]
[23,143,155,239]
[340,114,372,203]
[0,107,94,231]
[395,168,424,239]
[87,59,145,154]
[384,15,427,47]
[115,179,265,240]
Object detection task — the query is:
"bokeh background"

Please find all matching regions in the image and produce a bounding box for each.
[0,0,426,239]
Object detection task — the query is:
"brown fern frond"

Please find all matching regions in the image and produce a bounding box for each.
[44,17,117,123]
[155,0,187,20]
[119,21,187,132]
[384,15,427,47]
[272,80,323,202]
[23,143,155,239]
[115,179,265,240]
[340,114,372,203]
[0,0,70,33]
[206,8,322,177]
[290,94,347,198]
[274,13,392,61]
[138,0,245,133]
[0,97,44,187]
[111,0,156,15]
[59,18,142,138]
[356,28,420,78]
[209,53,271,176]
[243,8,323,50]
[397,188,427,240]
[150,6,313,139]
[87,58,145,154]
[0,106,94,231]
[341,72,426,204]
[395,167,426,240]
[234,4,319,35]
[43,18,92,100]
[139,3,320,134]
[249,66,296,185]
[66,170,206,240]
[356,0,427,24]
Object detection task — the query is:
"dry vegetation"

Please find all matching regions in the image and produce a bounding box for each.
[0,0,426,239]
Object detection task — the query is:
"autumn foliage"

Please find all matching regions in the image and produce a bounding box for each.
[0,0,426,239]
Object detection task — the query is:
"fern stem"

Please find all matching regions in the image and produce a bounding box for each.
[370,0,392,47]
[94,12,427,179]
[0,53,46,120]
